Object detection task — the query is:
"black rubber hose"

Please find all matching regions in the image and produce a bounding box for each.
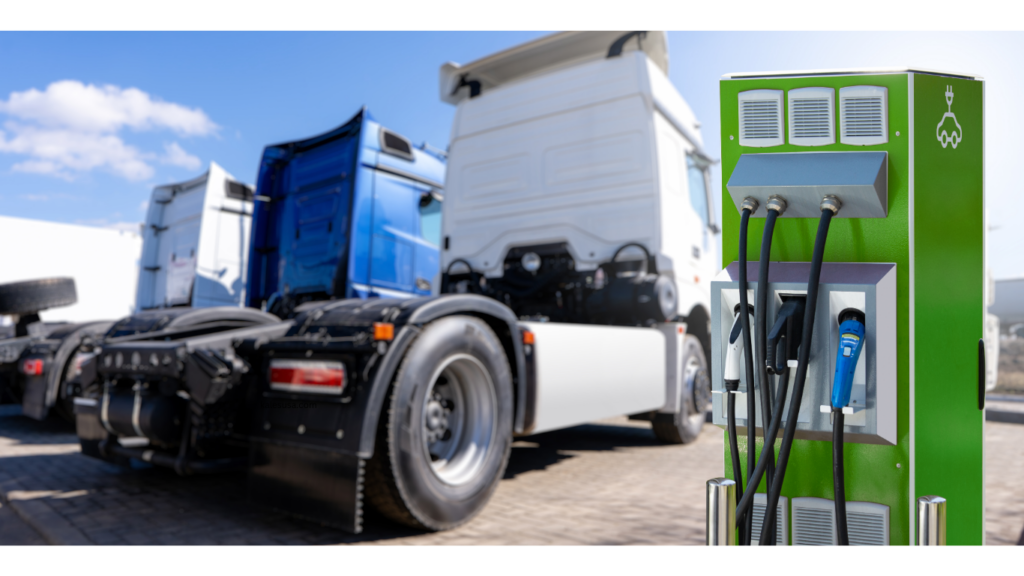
[726,389,746,544]
[833,409,849,545]
[758,208,833,545]
[755,209,780,499]
[737,208,757,543]
[733,330,794,520]
[765,312,794,544]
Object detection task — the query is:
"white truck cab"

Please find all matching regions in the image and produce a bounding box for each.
[440,31,718,330]
[135,162,254,311]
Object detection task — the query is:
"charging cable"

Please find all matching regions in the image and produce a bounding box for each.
[734,197,758,543]
[831,308,865,546]
[758,195,841,545]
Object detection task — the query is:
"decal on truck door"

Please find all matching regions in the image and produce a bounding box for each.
[166,251,196,306]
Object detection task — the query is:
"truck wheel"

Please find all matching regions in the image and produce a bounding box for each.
[0,278,77,315]
[653,335,710,444]
[365,315,513,531]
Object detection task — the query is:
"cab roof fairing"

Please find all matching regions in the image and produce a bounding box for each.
[439,31,669,107]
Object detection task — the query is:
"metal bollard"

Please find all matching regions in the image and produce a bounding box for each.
[916,495,947,545]
[706,478,736,545]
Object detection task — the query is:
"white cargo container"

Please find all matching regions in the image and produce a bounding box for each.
[135,162,254,311]
[0,215,141,323]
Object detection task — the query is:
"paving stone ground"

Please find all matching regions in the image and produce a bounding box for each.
[1,403,1022,546]
[0,404,721,545]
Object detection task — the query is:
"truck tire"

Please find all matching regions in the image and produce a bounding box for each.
[0,278,77,315]
[365,315,513,531]
[653,335,710,444]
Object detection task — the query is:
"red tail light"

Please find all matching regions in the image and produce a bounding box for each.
[21,359,44,376]
[270,360,345,395]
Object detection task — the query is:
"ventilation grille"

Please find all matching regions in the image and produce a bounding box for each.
[840,86,888,146]
[788,87,834,146]
[750,494,788,545]
[847,501,890,546]
[791,498,890,546]
[793,99,831,137]
[738,89,784,147]
[792,499,836,545]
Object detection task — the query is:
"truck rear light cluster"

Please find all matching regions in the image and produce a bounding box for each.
[269,360,346,395]
[21,358,44,376]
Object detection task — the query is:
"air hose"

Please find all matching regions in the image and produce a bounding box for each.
[735,198,758,543]
[758,196,841,545]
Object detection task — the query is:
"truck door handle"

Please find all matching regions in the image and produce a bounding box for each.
[978,338,986,411]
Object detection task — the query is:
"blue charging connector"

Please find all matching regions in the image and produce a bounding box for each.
[831,309,866,410]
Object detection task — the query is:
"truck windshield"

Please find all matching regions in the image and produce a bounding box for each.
[686,155,710,229]
[419,194,442,247]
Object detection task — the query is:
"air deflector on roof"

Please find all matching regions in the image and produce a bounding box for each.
[726,152,887,218]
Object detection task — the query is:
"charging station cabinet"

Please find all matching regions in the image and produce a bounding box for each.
[717,69,984,545]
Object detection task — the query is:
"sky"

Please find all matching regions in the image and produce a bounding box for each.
[0,31,1021,278]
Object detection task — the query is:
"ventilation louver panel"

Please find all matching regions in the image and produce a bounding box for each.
[788,87,835,146]
[738,89,784,147]
[750,494,788,545]
[791,498,891,546]
[840,86,888,146]
[791,498,836,545]
[847,501,890,546]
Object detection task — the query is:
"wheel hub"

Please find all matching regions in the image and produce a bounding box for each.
[420,354,497,486]
[686,359,712,414]
[425,391,453,444]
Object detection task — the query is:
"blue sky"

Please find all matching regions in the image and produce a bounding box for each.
[1,31,1022,277]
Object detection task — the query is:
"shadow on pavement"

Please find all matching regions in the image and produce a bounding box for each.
[504,422,661,479]
[0,408,666,545]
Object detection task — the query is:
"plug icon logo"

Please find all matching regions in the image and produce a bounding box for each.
[936,85,963,149]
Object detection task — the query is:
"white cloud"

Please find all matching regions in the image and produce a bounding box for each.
[139,200,149,212]
[0,80,216,181]
[160,142,201,171]
[0,80,217,136]
[20,192,48,201]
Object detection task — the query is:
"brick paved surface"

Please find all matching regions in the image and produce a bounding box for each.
[0,405,721,545]
[2,403,1022,545]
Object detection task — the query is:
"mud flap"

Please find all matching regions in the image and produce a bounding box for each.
[248,440,364,533]
[21,373,48,420]
[73,397,109,459]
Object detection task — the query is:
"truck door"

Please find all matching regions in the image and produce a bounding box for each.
[685,154,716,287]
[143,181,204,308]
[277,138,355,297]
[369,171,439,297]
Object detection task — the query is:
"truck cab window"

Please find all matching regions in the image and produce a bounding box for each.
[419,192,442,247]
[686,155,710,228]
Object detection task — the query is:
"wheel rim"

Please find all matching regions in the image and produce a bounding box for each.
[686,355,711,417]
[421,354,497,486]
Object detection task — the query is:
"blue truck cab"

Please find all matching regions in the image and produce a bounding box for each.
[247,109,446,316]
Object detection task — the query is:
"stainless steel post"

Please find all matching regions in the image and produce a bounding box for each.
[706,477,736,545]
[916,495,947,545]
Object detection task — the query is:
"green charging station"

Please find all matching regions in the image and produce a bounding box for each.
[711,69,985,545]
